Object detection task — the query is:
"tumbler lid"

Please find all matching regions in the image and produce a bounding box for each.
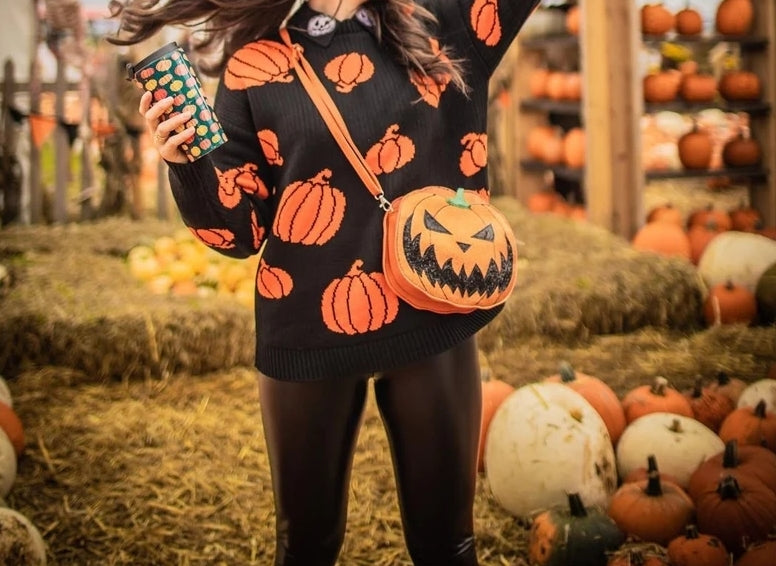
[126,42,180,81]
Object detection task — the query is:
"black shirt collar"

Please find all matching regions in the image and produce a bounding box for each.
[287,3,376,47]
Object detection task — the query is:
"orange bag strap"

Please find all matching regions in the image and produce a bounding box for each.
[279,27,392,211]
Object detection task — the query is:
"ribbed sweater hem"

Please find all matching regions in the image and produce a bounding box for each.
[256,305,502,381]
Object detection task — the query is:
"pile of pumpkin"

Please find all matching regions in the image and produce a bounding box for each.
[478,362,776,566]
[0,376,47,564]
[126,229,260,308]
[631,201,776,326]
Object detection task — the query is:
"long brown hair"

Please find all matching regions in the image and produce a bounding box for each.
[107,0,467,92]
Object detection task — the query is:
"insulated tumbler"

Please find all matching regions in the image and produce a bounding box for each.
[127,42,227,161]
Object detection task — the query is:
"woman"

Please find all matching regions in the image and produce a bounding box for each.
[109,1,538,564]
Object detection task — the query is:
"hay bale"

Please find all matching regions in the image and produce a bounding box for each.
[0,219,255,381]
[478,197,705,350]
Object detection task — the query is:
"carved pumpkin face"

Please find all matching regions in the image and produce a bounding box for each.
[385,187,517,311]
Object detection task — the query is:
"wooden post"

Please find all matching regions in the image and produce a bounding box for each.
[53,52,68,223]
[750,0,776,226]
[28,0,43,224]
[80,76,94,220]
[2,59,22,225]
[581,0,644,238]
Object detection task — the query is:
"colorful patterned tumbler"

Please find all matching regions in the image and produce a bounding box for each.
[127,42,227,161]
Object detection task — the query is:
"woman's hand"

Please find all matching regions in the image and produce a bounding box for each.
[139,91,196,164]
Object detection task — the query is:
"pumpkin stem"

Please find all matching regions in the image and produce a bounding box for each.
[717,475,742,500]
[566,493,587,518]
[722,439,740,468]
[754,399,768,418]
[346,260,365,276]
[650,376,669,396]
[559,362,576,383]
[668,418,684,434]
[691,378,704,399]
[716,371,731,386]
[644,469,664,497]
[447,188,471,209]
[646,454,660,474]
[684,524,700,539]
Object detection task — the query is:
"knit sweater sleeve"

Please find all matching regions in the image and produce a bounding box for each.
[166,77,275,259]
[431,0,541,77]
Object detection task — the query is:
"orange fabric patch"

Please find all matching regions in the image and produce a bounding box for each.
[459,133,488,177]
[471,0,502,46]
[224,41,295,90]
[365,124,416,175]
[324,53,375,93]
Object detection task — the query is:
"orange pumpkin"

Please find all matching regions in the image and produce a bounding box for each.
[703,280,757,326]
[688,439,776,501]
[0,402,24,456]
[641,4,675,35]
[678,127,713,170]
[729,201,762,232]
[545,362,627,445]
[224,40,294,89]
[273,169,346,245]
[321,260,399,334]
[607,470,695,546]
[477,377,515,472]
[631,222,692,260]
[562,72,583,101]
[540,131,566,165]
[735,539,776,566]
[366,124,416,175]
[529,67,551,98]
[565,5,581,35]
[680,74,718,103]
[471,0,502,46]
[324,52,375,93]
[667,524,729,566]
[644,71,680,103]
[719,400,776,451]
[256,259,293,299]
[675,7,704,36]
[709,371,748,405]
[694,474,776,557]
[715,0,754,35]
[687,204,733,232]
[687,220,721,265]
[723,131,762,168]
[622,376,694,424]
[684,378,736,432]
[383,187,517,313]
[719,71,761,102]
[545,71,567,101]
[562,127,586,168]
[647,203,683,226]
[527,190,561,214]
[526,125,558,160]
[607,543,671,566]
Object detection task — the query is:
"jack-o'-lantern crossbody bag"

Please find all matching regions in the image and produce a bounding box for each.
[279,28,518,314]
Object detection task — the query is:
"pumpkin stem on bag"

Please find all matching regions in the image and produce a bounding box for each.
[447,188,471,209]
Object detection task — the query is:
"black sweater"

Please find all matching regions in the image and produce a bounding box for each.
[169,0,539,380]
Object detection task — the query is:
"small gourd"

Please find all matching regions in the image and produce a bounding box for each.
[702,280,758,326]
[678,126,713,170]
[621,376,694,424]
[715,0,754,35]
[684,377,736,431]
[680,73,717,103]
[644,71,680,103]
[723,129,762,168]
[719,71,761,102]
[675,4,703,36]
[641,4,675,35]
[687,204,732,232]
[729,201,763,232]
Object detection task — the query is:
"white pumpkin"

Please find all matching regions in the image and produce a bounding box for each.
[0,378,11,408]
[616,412,724,488]
[484,382,617,518]
[697,231,776,292]
[0,508,47,565]
[737,379,776,412]
[0,430,15,498]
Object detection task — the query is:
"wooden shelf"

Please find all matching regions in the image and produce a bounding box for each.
[642,33,769,51]
[520,159,584,182]
[519,34,579,50]
[645,166,769,181]
[644,100,771,116]
[520,98,583,115]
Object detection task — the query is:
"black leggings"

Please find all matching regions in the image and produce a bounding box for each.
[258,336,482,566]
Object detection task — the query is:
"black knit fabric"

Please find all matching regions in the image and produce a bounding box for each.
[168,0,539,380]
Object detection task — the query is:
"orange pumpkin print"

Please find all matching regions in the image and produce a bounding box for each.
[410,38,451,107]
[257,259,293,299]
[224,40,294,90]
[321,260,399,335]
[459,133,488,177]
[365,124,416,175]
[324,53,375,93]
[273,169,346,245]
[189,227,237,249]
[250,210,265,250]
[471,0,502,46]
[258,129,284,166]
[216,163,269,209]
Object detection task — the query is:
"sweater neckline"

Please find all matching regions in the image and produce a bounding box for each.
[287,3,376,46]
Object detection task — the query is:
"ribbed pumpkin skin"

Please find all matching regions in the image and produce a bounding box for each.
[734,540,776,566]
[687,440,776,501]
[667,525,729,566]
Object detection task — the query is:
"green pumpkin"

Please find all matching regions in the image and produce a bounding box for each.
[756,262,776,323]
[529,493,626,566]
